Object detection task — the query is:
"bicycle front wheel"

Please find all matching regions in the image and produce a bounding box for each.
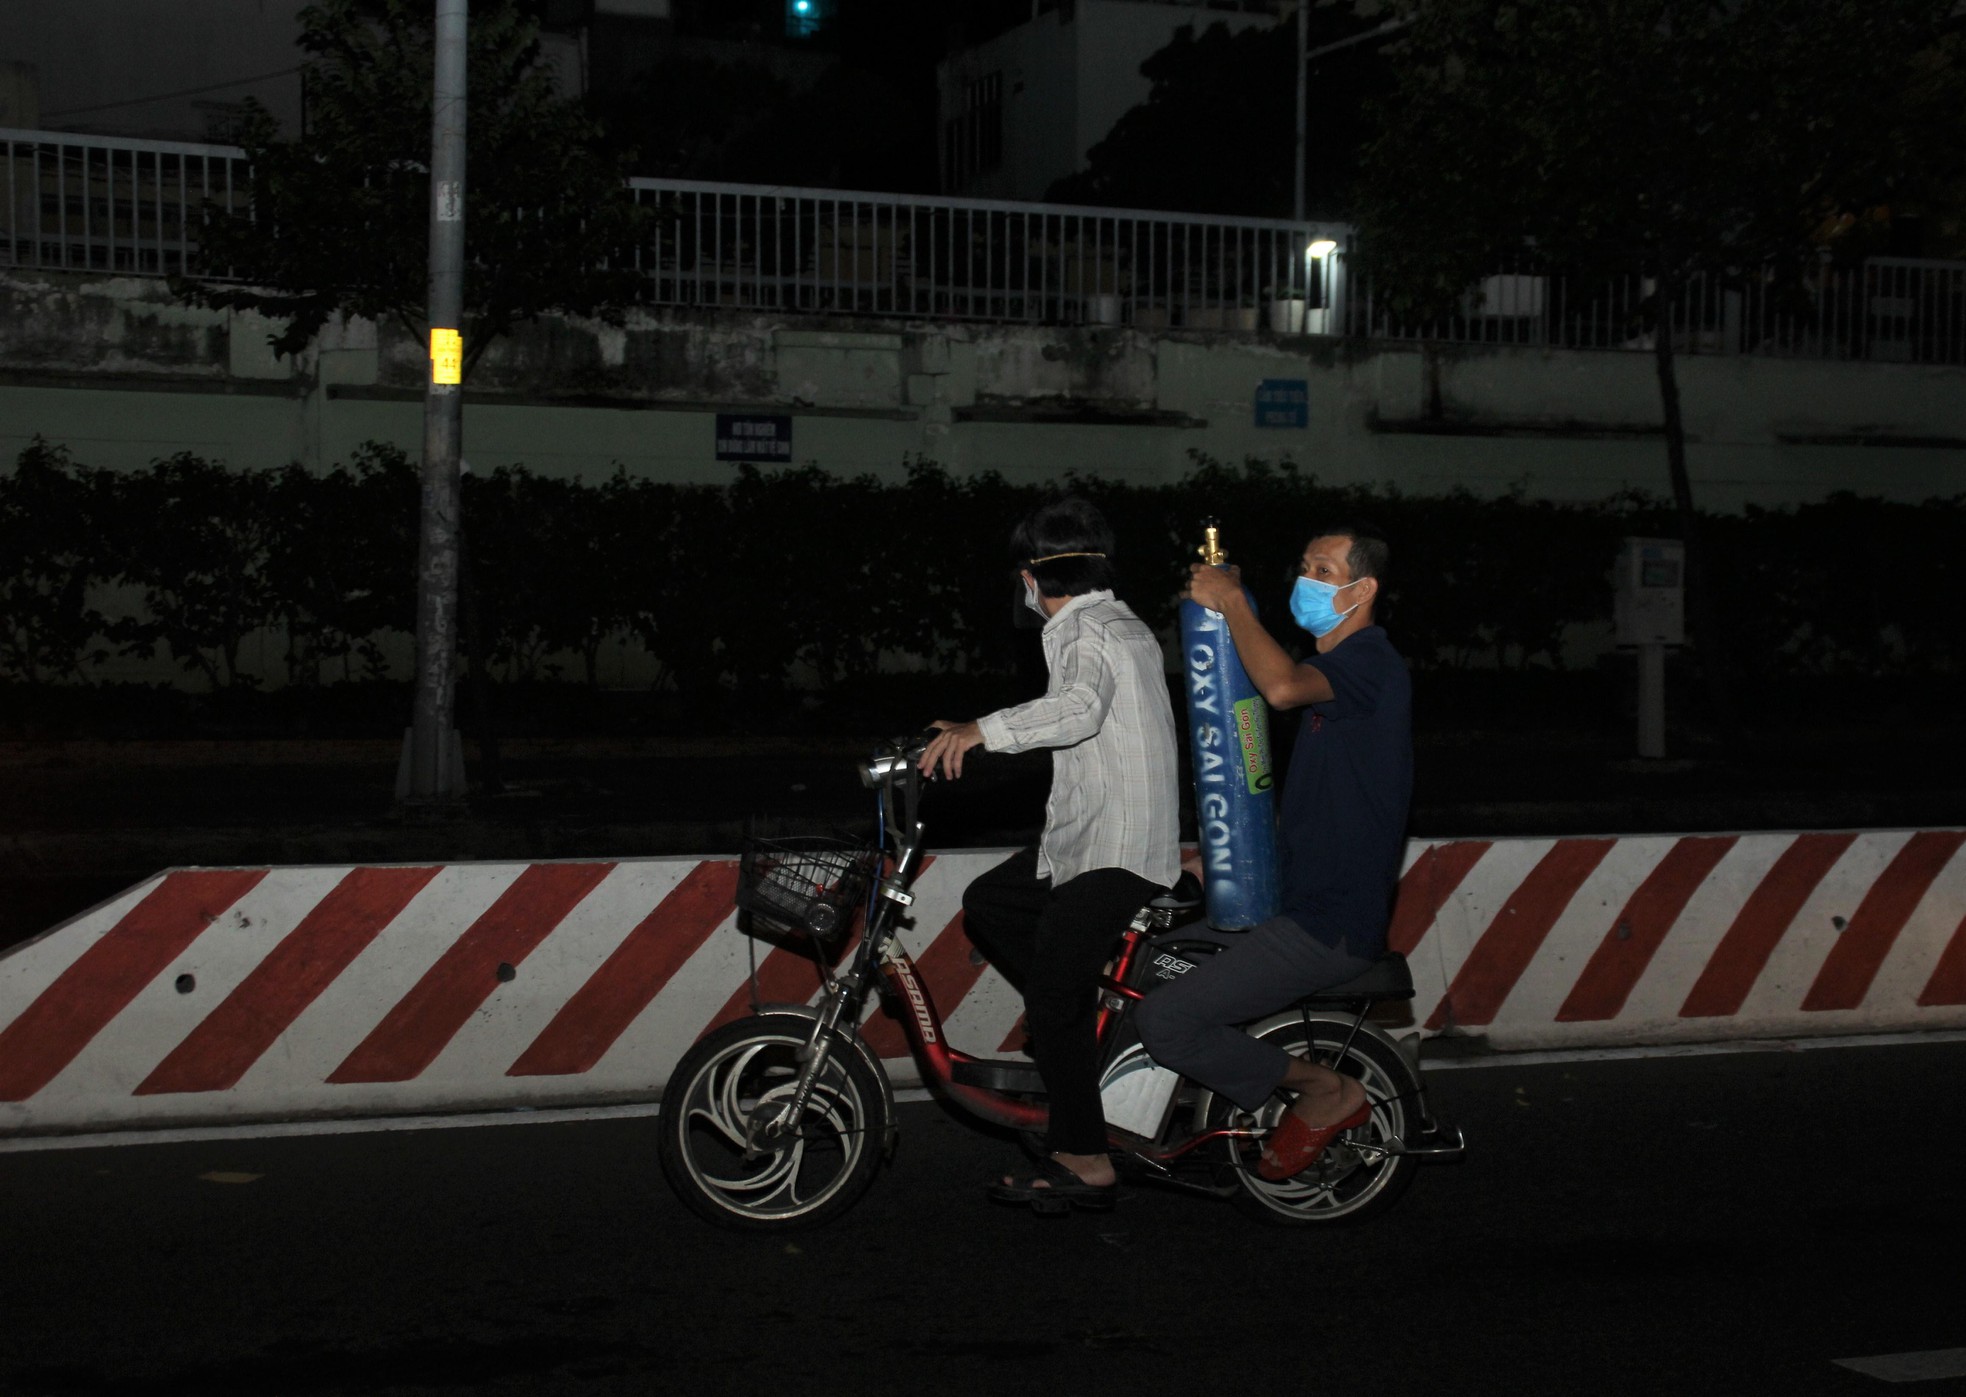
[657,1013,890,1231]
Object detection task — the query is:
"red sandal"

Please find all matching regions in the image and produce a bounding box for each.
[1255,1100,1372,1181]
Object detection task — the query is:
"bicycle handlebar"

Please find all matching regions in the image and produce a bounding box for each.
[856,730,942,792]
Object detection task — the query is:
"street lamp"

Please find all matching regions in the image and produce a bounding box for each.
[1300,236,1341,332]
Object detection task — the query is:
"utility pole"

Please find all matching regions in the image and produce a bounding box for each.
[401,0,469,811]
[1293,12,1413,224]
[1293,0,1308,223]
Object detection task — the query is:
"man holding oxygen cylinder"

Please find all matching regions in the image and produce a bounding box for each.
[1137,524,1413,1181]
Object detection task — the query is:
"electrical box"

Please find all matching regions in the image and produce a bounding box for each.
[1614,537,1685,646]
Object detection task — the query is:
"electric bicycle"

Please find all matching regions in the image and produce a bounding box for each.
[655,734,1466,1230]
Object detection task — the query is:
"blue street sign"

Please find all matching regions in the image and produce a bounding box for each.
[715,414,793,463]
[1254,379,1309,429]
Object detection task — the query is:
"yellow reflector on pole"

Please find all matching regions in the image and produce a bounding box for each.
[430,327,462,385]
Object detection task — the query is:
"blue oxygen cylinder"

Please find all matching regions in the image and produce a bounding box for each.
[1179,519,1281,930]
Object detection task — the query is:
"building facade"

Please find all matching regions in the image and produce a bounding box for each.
[938,0,1283,201]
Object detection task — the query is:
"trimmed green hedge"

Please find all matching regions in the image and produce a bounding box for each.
[3,439,1960,700]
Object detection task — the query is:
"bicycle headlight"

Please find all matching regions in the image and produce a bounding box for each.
[859,752,910,789]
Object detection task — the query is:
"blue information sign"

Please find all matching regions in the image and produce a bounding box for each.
[1254,379,1309,429]
[715,414,793,462]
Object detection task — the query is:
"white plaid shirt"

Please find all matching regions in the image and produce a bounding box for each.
[974,590,1181,890]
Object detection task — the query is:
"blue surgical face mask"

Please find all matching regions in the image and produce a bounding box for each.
[1289,575,1363,637]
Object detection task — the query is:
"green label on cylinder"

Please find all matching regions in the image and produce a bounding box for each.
[1233,697,1273,794]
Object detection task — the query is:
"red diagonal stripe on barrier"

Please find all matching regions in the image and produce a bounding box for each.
[1679,832,1856,1018]
[860,911,987,1062]
[1801,831,1966,1012]
[693,855,927,1043]
[1388,841,1492,956]
[1425,839,1615,1030]
[0,869,268,1102]
[699,942,832,1037]
[136,865,443,1095]
[1555,836,1737,1022]
[326,862,615,1084]
[1917,909,1966,1007]
[507,861,740,1077]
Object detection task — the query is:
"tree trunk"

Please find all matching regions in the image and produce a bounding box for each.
[1649,276,1743,750]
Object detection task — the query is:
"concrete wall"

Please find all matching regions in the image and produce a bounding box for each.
[3,270,1960,511]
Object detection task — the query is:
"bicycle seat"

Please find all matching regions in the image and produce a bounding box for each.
[1294,952,1414,1007]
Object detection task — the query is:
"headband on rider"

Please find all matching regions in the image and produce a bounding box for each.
[1025,551,1108,565]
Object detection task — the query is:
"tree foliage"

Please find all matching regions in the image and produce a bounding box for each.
[7,443,1960,697]
[464,466,629,686]
[106,453,284,692]
[1356,0,1966,317]
[1352,0,1966,730]
[1049,3,1394,218]
[0,440,109,686]
[180,0,651,371]
[266,447,418,685]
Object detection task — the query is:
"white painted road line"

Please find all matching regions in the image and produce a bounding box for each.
[1834,1349,1966,1383]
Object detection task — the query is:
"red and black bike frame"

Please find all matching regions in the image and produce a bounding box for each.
[864,914,1155,1133]
[812,736,1277,1161]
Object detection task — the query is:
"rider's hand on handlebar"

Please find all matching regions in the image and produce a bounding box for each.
[919,719,986,781]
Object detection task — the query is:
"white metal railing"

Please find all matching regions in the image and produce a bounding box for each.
[1352,256,1966,364]
[4,127,1962,366]
[1,127,250,278]
[626,176,1350,330]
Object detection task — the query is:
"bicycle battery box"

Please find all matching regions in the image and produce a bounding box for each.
[1096,935,1221,1141]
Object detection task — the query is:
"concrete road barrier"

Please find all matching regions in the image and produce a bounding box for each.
[3,830,1962,1137]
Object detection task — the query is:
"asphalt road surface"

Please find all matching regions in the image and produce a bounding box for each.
[2,1038,1962,1397]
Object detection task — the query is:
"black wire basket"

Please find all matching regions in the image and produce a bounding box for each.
[736,835,882,942]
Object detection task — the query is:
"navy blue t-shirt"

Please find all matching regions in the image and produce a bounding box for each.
[1278,626,1413,954]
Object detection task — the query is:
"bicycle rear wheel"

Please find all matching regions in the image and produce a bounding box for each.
[1202,1014,1420,1226]
[657,1013,890,1231]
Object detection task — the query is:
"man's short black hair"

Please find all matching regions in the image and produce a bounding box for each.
[1011,497,1119,598]
[1312,522,1390,586]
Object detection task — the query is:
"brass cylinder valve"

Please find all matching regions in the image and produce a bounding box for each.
[1196,518,1228,567]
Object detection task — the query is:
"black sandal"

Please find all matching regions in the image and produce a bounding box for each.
[985,1155,1118,1215]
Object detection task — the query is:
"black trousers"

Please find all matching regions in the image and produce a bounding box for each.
[960,848,1159,1156]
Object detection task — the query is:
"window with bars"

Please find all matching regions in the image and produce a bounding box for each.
[941,71,1004,190]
